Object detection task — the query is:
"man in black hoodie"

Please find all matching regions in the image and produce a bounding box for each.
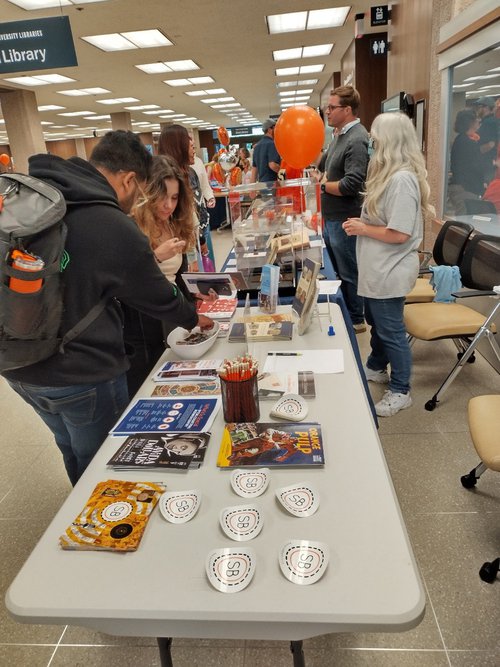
[3,131,206,485]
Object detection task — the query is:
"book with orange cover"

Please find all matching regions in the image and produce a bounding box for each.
[196,297,238,319]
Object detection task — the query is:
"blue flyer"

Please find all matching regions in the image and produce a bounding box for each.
[110,397,220,435]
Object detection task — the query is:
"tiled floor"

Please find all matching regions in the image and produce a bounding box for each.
[1,228,499,666]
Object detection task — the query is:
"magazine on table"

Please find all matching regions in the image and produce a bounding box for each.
[196,298,238,319]
[59,479,165,552]
[228,319,294,342]
[107,432,210,470]
[151,380,220,398]
[292,257,321,321]
[110,397,220,435]
[181,272,237,298]
[258,370,316,400]
[153,359,223,383]
[217,421,324,468]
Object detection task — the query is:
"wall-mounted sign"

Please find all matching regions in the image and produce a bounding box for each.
[371,5,390,27]
[370,38,388,56]
[231,127,252,137]
[0,16,77,74]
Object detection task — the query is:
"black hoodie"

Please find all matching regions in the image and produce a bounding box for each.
[4,154,198,386]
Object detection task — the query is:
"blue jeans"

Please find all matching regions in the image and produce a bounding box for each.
[364,297,412,394]
[7,375,129,486]
[323,219,364,325]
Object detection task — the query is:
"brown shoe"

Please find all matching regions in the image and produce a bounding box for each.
[353,322,367,334]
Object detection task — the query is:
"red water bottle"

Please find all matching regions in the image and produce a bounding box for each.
[9,250,44,293]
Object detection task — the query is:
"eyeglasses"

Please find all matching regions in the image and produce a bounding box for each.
[325,104,346,112]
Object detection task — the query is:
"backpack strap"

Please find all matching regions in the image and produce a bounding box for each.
[59,299,108,353]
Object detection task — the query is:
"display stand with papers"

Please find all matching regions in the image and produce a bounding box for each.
[6,304,424,667]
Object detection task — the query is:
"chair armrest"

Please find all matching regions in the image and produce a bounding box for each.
[418,251,432,270]
[452,289,497,299]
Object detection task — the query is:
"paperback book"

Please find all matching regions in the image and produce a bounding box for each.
[181,272,237,297]
[217,421,324,468]
[151,380,220,398]
[110,397,220,435]
[228,319,294,343]
[196,297,238,319]
[153,359,223,383]
[59,479,165,552]
[258,370,316,400]
[258,263,279,314]
[292,257,321,335]
[107,432,210,470]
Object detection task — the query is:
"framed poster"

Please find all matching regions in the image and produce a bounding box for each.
[415,99,425,153]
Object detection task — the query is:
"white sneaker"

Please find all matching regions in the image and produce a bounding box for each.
[375,390,412,417]
[364,365,389,384]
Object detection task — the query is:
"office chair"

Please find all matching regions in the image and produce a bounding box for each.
[463,199,497,216]
[460,395,500,583]
[404,233,500,411]
[406,220,474,304]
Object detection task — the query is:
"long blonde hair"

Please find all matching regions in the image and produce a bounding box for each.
[132,155,195,250]
[364,112,434,222]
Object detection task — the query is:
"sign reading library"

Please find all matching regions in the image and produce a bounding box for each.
[0,16,77,74]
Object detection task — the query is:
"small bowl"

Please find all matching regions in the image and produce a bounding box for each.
[167,321,219,360]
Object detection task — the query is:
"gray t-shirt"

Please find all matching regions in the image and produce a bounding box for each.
[356,170,423,299]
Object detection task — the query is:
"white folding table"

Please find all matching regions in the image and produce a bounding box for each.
[6,303,425,666]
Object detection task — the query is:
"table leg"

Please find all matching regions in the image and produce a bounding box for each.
[290,640,306,667]
[157,637,174,667]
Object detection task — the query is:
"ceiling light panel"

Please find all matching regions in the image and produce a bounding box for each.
[164,76,214,87]
[3,74,75,86]
[96,97,139,104]
[136,59,199,74]
[125,104,160,110]
[38,105,66,111]
[7,0,107,8]
[58,88,110,96]
[82,30,172,52]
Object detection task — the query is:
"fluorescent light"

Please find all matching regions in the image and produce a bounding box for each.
[273,48,302,61]
[7,0,107,8]
[307,7,350,29]
[303,44,333,57]
[4,74,75,86]
[122,30,172,48]
[84,115,111,120]
[201,97,235,104]
[276,67,299,76]
[57,87,110,96]
[82,30,172,52]
[488,67,500,73]
[185,88,226,97]
[142,109,175,115]
[277,79,318,87]
[125,104,160,110]
[96,97,139,104]
[452,83,474,89]
[38,104,66,111]
[58,111,96,117]
[211,103,241,109]
[464,74,499,81]
[136,63,170,74]
[300,64,325,74]
[267,7,349,34]
[136,59,199,74]
[190,76,214,84]
[163,76,214,87]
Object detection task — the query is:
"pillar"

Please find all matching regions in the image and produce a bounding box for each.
[110,112,132,131]
[0,89,46,173]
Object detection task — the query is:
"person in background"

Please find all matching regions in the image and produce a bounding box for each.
[473,96,498,186]
[122,155,209,398]
[343,113,434,417]
[251,119,281,183]
[2,131,203,485]
[158,124,215,270]
[237,146,251,170]
[318,85,369,333]
[447,108,484,215]
[241,158,253,185]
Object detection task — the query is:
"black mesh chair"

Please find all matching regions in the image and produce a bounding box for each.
[460,395,500,584]
[406,220,474,304]
[404,234,500,410]
[463,199,497,216]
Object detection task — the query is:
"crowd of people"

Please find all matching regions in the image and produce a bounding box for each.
[4,83,495,486]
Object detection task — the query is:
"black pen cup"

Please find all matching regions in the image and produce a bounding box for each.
[220,373,260,423]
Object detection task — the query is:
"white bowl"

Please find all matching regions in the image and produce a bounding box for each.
[167,321,219,360]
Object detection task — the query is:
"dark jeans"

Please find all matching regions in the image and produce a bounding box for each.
[364,296,412,394]
[7,374,129,485]
[323,219,364,325]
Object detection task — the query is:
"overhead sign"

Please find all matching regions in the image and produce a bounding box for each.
[370,38,388,56]
[0,16,77,74]
[371,5,390,27]
[231,127,252,136]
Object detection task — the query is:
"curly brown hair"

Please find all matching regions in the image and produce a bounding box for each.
[132,155,195,251]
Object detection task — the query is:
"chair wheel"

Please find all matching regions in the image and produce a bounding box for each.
[467,354,476,363]
[479,559,500,583]
[425,399,437,411]
[460,473,477,488]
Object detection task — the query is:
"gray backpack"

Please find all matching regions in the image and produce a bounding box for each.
[0,173,105,371]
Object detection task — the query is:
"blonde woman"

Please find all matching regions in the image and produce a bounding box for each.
[343,112,434,417]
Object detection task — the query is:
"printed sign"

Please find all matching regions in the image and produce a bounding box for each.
[370,5,390,26]
[0,17,77,74]
[370,38,388,57]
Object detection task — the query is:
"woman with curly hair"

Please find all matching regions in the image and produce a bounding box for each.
[122,155,210,398]
[343,112,434,417]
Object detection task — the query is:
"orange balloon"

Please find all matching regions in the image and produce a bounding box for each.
[217,126,230,146]
[274,107,324,169]
[0,153,10,166]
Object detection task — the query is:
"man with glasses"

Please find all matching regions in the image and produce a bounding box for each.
[318,85,369,333]
[3,131,207,486]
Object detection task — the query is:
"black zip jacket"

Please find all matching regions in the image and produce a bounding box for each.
[4,155,198,386]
